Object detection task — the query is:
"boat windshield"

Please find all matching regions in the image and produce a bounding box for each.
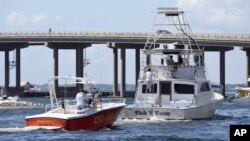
[174,83,195,94]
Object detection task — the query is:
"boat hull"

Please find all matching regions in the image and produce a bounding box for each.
[121,100,223,120]
[26,106,124,131]
[230,95,250,103]
[237,89,249,97]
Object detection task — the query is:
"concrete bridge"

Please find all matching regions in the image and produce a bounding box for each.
[1,32,250,46]
[1,32,250,97]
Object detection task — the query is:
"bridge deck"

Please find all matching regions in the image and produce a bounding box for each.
[0,32,250,47]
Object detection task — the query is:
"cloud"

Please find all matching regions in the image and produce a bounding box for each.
[30,13,48,25]
[176,0,250,33]
[176,0,198,10]
[5,11,27,25]
[4,11,62,27]
[53,15,62,22]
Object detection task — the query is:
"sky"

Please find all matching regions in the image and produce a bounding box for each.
[0,0,249,85]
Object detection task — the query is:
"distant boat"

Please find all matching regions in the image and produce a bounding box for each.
[234,86,250,98]
[0,92,37,107]
[228,76,250,101]
[25,76,126,131]
[0,94,19,102]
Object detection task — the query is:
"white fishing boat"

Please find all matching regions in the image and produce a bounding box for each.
[121,8,224,120]
[25,76,126,130]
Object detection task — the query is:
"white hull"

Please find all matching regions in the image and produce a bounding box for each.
[121,99,223,120]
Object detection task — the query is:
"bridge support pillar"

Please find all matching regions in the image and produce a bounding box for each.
[5,50,10,88]
[47,43,91,97]
[16,48,21,87]
[135,48,140,86]
[247,54,250,86]
[245,49,250,86]
[108,43,146,97]
[205,46,233,97]
[76,48,84,89]
[0,43,28,95]
[120,48,126,97]
[220,51,226,97]
[113,48,118,96]
[53,48,59,90]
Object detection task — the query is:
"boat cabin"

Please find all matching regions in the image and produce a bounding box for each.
[135,79,214,107]
[136,79,196,107]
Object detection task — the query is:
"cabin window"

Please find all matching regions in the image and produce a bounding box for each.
[142,83,157,94]
[200,82,210,92]
[160,82,171,95]
[174,84,194,94]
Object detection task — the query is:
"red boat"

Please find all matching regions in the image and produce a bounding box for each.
[25,76,126,131]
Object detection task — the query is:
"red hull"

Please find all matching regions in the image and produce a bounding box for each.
[26,107,124,131]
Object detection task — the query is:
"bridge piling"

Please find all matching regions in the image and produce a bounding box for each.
[108,43,145,97]
[120,48,126,98]
[220,50,226,96]
[243,48,250,86]
[112,48,118,97]
[46,42,91,96]
[0,43,28,95]
[4,50,9,88]
[135,48,140,86]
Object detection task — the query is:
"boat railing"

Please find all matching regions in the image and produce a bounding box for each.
[45,98,125,112]
[45,99,76,112]
[162,65,177,78]
[45,104,55,112]
[140,65,201,80]
[101,98,126,105]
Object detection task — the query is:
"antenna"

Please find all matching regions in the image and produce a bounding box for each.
[83,48,90,67]
[9,49,16,70]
